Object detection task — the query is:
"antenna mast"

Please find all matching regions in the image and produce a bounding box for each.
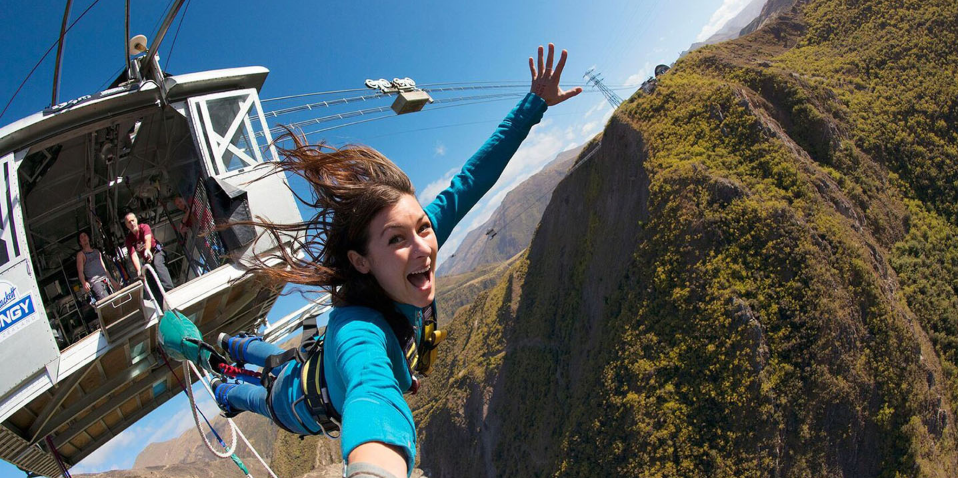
[583,68,623,109]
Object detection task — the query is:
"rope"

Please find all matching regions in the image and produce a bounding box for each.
[158,347,238,460]
[44,435,72,478]
[158,343,279,478]
[182,361,241,460]
[186,360,281,478]
[219,362,263,381]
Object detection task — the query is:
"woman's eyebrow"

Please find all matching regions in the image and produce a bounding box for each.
[381,214,428,237]
[380,224,404,238]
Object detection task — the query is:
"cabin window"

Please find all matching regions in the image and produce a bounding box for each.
[188,89,277,177]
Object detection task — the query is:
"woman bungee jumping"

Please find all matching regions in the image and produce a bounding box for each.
[210,43,581,478]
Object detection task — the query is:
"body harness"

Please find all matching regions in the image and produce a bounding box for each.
[256,303,446,438]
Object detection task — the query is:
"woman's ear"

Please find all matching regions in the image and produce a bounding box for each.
[347,250,371,274]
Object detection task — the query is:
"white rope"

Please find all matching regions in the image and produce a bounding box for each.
[185,360,280,478]
[231,416,280,478]
[184,361,238,459]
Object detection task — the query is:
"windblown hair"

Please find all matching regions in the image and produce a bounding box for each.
[247,132,415,312]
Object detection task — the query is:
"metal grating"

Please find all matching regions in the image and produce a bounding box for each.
[0,425,61,477]
[183,179,227,274]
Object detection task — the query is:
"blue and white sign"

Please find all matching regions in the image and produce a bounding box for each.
[0,281,37,339]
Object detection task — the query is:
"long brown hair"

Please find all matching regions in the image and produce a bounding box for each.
[247,132,415,312]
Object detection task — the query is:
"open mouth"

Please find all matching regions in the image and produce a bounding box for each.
[407,265,432,290]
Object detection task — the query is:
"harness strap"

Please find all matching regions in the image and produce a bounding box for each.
[261,349,299,388]
[301,344,342,436]
[254,302,445,437]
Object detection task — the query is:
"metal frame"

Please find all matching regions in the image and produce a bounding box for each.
[187,88,277,177]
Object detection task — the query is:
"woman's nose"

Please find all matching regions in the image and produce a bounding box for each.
[411,233,433,257]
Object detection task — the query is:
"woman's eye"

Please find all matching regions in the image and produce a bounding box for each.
[388,235,403,245]
[418,223,432,234]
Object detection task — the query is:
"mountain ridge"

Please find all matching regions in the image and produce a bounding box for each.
[438,144,584,277]
[414,0,958,475]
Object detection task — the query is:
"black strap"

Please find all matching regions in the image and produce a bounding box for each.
[261,349,298,388]
[302,343,342,427]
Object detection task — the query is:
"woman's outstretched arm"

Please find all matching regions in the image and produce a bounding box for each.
[425,43,581,248]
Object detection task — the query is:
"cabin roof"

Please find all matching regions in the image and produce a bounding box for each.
[0,66,269,157]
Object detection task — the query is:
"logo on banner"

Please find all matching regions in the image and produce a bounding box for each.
[0,281,37,337]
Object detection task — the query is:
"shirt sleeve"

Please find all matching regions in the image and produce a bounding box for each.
[425,93,548,248]
[328,314,416,471]
[140,224,153,249]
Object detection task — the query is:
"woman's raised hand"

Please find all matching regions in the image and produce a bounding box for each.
[529,43,582,107]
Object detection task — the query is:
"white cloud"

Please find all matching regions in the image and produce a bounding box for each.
[434,141,446,157]
[624,62,654,87]
[417,167,458,205]
[71,426,139,474]
[696,0,753,42]
[72,383,221,474]
[584,99,609,119]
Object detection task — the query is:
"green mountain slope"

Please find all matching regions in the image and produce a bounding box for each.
[414,0,958,476]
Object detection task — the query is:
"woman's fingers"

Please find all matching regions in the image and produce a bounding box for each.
[537,45,544,78]
[529,57,537,80]
[545,43,555,73]
[557,87,583,103]
[554,49,568,78]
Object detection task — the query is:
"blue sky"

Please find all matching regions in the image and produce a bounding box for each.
[0,0,758,475]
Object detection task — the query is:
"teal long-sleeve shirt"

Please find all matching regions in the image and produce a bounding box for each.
[323,93,548,472]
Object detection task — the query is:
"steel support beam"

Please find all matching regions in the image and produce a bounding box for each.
[52,364,171,449]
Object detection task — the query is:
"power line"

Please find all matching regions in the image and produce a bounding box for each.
[584,68,624,109]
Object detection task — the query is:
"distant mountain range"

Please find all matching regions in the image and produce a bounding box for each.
[437,144,585,277]
[684,0,794,55]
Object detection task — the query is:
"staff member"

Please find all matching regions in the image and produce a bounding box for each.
[76,231,119,301]
[123,211,174,300]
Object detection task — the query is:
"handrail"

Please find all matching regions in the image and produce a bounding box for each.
[263,298,332,344]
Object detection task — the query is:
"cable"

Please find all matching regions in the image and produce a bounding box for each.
[268,91,526,135]
[0,0,103,121]
[261,80,526,103]
[291,89,621,140]
[263,92,388,118]
[294,94,526,140]
[261,80,605,104]
[263,84,534,118]
[164,0,192,71]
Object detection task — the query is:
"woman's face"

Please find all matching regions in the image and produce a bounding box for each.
[349,194,438,308]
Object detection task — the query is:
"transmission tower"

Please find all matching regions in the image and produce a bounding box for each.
[584,68,623,109]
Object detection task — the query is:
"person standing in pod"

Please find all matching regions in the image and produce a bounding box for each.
[76,230,120,301]
[211,44,581,478]
[123,211,175,301]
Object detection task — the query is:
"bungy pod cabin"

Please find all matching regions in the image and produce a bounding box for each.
[0,54,306,476]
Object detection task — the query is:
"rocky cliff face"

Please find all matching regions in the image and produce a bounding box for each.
[414,0,958,476]
[438,145,583,277]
